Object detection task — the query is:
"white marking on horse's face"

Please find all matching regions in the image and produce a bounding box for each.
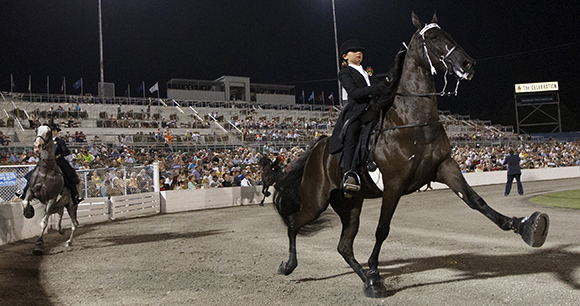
[34,126,51,152]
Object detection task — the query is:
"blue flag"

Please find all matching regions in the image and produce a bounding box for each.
[73,78,82,90]
[308,91,314,102]
[136,83,144,93]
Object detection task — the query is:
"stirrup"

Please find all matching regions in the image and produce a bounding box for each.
[342,171,361,193]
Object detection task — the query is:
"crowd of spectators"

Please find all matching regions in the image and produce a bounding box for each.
[2,138,579,199]
[452,142,580,173]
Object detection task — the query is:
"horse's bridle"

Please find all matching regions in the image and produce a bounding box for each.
[396,23,461,97]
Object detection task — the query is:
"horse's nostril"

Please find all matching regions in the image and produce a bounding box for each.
[463,59,476,68]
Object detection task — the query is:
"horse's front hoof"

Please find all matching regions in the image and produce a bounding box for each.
[277,261,295,275]
[517,212,549,247]
[33,241,44,256]
[364,270,388,298]
[23,205,35,219]
[59,228,66,235]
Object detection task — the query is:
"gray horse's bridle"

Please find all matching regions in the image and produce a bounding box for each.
[397,23,461,97]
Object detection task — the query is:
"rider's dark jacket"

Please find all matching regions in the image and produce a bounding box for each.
[329,66,380,163]
[54,137,80,185]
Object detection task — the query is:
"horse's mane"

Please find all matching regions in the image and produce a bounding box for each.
[374,48,407,111]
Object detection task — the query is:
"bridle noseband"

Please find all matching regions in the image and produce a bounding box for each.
[397,23,461,97]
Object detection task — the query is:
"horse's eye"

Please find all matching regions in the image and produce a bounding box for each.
[431,35,438,40]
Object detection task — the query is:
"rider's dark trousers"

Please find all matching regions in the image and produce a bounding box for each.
[341,119,362,172]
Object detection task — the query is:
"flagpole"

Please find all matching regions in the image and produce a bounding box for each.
[127,84,130,97]
[28,75,31,95]
[332,0,341,102]
[142,81,145,100]
[98,0,105,98]
[64,77,67,96]
[10,74,14,92]
[47,75,50,95]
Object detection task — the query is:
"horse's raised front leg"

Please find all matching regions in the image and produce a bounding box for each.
[33,199,55,256]
[436,158,548,247]
[21,190,35,219]
[331,197,367,282]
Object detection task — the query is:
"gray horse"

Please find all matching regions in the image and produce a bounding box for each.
[22,125,79,255]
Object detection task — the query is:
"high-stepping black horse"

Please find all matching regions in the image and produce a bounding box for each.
[273,12,549,298]
[22,125,79,255]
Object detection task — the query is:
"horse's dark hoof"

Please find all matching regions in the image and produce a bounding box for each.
[59,228,66,235]
[277,261,295,275]
[264,191,271,197]
[517,212,549,247]
[364,270,387,298]
[23,205,35,219]
[33,241,44,256]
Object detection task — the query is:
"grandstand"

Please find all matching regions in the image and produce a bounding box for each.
[0,91,338,152]
[0,90,524,152]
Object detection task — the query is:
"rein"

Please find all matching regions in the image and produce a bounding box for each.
[396,23,461,97]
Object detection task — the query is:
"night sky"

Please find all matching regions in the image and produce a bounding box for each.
[2,0,579,131]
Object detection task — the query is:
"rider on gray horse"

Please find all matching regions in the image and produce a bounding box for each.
[17,123,84,205]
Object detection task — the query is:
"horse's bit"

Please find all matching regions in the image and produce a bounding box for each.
[398,23,460,97]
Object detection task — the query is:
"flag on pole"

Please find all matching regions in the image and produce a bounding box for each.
[136,83,144,93]
[28,75,31,92]
[61,77,66,93]
[10,74,16,92]
[316,91,324,103]
[149,82,159,93]
[73,78,82,90]
[308,91,314,103]
[47,75,50,94]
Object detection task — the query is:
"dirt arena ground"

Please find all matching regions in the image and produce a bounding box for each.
[1,178,579,306]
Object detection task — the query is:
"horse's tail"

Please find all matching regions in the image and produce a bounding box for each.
[273,135,327,226]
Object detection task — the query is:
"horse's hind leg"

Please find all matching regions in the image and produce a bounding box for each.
[278,205,327,275]
[65,202,80,247]
[56,207,66,235]
[278,180,332,275]
[436,158,549,247]
[332,197,367,282]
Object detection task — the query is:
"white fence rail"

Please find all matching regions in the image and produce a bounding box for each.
[110,192,160,220]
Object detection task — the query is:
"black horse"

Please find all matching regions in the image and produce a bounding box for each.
[258,156,283,206]
[273,12,549,298]
[22,124,79,255]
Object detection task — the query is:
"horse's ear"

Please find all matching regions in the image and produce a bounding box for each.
[431,11,438,24]
[412,11,423,29]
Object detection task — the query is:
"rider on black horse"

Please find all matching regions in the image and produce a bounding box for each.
[329,39,396,198]
[17,123,84,205]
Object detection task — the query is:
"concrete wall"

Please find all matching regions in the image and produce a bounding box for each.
[161,186,270,213]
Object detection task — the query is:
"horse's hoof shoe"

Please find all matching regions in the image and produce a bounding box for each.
[364,271,388,298]
[518,212,549,247]
[32,246,44,256]
[23,205,35,219]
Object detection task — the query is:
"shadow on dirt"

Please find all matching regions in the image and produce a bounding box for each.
[295,244,580,297]
[0,226,96,306]
[80,229,228,249]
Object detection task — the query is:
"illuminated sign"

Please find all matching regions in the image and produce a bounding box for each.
[515,81,559,93]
